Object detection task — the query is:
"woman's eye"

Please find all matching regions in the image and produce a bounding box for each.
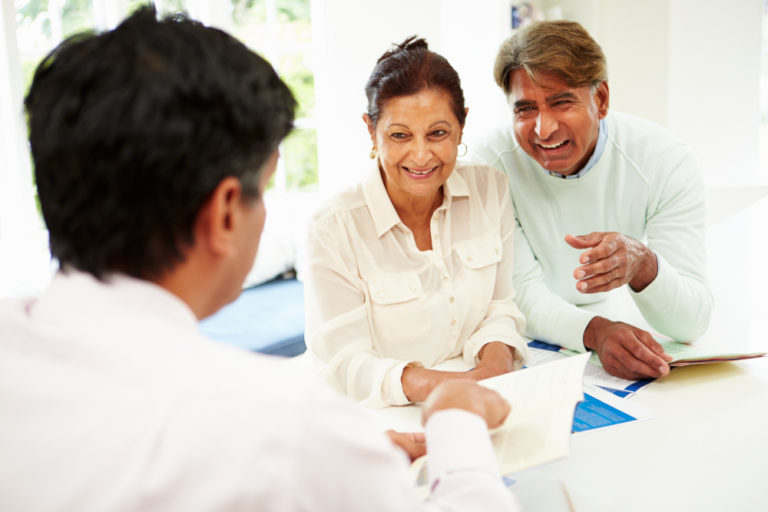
[431,130,447,137]
[390,132,407,140]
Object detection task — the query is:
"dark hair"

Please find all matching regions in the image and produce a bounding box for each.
[364,36,466,127]
[25,5,296,280]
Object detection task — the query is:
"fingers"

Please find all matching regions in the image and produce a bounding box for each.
[385,430,427,462]
[571,233,634,292]
[597,327,671,379]
[422,379,511,429]
[482,387,512,429]
[576,235,618,265]
[565,232,603,250]
[637,330,674,363]
[575,264,625,293]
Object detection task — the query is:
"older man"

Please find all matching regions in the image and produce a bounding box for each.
[0,7,518,510]
[472,20,713,380]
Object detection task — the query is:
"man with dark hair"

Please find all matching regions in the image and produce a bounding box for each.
[472,20,713,380]
[0,7,519,510]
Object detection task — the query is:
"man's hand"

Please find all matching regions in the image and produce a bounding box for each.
[465,342,517,381]
[584,316,673,379]
[422,380,510,429]
[385,430,426,462]
[565,232,658,293]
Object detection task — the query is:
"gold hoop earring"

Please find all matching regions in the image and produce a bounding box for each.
[457,142,468,158]
[369,147,378,160]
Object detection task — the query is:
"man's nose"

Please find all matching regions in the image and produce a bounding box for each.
[535,111,558,140]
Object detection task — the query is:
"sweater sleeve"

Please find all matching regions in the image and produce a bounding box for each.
[629,144,713,340]
[511,217,595,351]
[303,213,416,408]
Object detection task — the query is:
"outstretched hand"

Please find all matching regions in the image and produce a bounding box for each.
[565,232,658,293]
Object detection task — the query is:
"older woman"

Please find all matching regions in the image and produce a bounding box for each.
[304,36,528,408]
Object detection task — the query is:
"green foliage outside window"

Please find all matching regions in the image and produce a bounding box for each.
[15,0,319,194]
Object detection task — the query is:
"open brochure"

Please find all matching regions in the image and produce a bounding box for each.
[411,352,589,485]
[660,340,766,366]
[528,339,767,397]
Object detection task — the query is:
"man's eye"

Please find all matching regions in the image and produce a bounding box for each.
[515,106,536,116]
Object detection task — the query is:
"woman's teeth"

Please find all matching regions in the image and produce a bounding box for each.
[406,167,435,175]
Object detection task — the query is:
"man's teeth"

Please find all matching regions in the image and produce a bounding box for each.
[540,140,567,149]
[406,167,435,175]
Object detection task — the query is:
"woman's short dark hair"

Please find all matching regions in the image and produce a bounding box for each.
[364,36,466,127]
[25,6,295,280]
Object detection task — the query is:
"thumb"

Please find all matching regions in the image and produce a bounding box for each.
[565,233,602,249]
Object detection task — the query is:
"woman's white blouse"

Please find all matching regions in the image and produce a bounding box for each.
[304,163,528,408]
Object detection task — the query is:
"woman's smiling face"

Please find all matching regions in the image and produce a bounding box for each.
[365,88,464,207]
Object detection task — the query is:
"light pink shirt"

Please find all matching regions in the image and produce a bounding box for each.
[305,163,528,408]
[0,270,520,511]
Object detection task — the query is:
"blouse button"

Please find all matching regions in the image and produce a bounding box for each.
[449,296,455,303]
[450,319,457,326]
[466,256,473,262]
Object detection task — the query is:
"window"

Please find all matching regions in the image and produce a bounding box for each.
[761,0,768,170]
[13,0,318,197]
[1,0,318,299]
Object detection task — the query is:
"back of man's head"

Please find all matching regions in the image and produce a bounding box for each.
[25,6,296,281]
[493,20,607,94]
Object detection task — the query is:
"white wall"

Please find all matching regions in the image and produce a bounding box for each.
[311,0,514,195]
[667,0,763,186]
[539,0,764,186]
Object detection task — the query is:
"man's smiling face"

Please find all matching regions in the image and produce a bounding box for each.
[508,69,608,176]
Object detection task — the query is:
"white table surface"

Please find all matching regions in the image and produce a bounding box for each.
[368,188,768,512]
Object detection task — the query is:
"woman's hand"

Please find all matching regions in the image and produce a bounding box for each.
[466,342,517,381]
[401,342,517,402]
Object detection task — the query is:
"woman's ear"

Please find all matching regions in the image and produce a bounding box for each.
[362,113,375,141]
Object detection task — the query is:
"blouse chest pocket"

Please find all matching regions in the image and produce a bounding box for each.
[367,272,431,345]
[454,232,503,269]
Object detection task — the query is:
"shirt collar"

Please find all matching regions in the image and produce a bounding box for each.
[361,162,470,238]
[545,118,607,179]
[31,269,199,331]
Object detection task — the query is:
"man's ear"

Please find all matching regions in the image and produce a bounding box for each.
[595,81,610,119]
[195,176,244,258]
